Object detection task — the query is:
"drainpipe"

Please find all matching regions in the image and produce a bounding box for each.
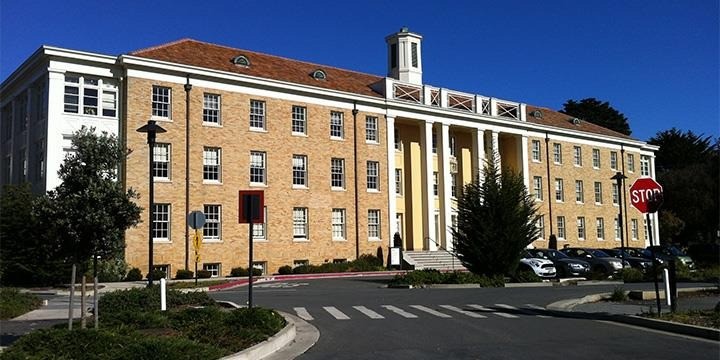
[352,102,360,260]
[184,75,192,270]
[545,133,554,240]
[621,146,629,246]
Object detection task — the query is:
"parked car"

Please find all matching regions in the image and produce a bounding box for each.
[525,248,590,278]
[607,248,653,272]
[560,248,624,275]
[646,245,695,269]
[519,254,557,278]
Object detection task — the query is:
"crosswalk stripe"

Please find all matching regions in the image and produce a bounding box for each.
[381,305,418,318]
[524,304,551,318]
[439,305,487,318]
[467,304,518,318]
[495,303,549,318]
[353,306,385,319]
[293,307,313,321]
[324,306,350,320]
[410,305,452,318]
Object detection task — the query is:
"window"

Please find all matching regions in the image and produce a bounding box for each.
[592,149,601,168]
[612,183,619,205]
[153,265,170,278]
[331,158,345,189]
[293,260,309,268]
[367,161,379,191]
[450,136,457,157]
[330,111,344,139]
[333,259,347,264]
[365,116,378,142]
[203,94,220,124]
[292,155,307,187]
[203,263,221,278]
[610,151,618,170]
[394,130,402,150]
[631,219,638,239]
[596,218,605,240]
[153,204,170,241]
[554,178,564,202]
[575,180,584,203]
[250,151,266,184]
[533,176,543,200]
[395,169,403,195]
[433,172,439,196]
[292,106,306,134]
[64,75,117,117]
[432,132,437,154]
[537,215,545,240]
[577,217,586,240]
[250,100,266,130]
[34,140,44,181]
[252,207,267,240]
[332,209,346,240]
[293,207,308,239]
[252,262,266,275]
[411,42,418,67]
[573,146,582,166]
[594,182,603,204]
[614,218,621,240]
[152,86,171,118]
[627,154,635,172]
[531,140,541,162]
[557,216,566,239]
[203,205,221,241]
[368,210,381,239]
[203,147,221,182]
[390,44,398,68]
[451,173,458,198]
[553,143,562,164]
[644,218,650,241]
[640,156,650,176]
[153,143,170,180]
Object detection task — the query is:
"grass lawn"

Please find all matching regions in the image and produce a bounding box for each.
[0,288,41,320]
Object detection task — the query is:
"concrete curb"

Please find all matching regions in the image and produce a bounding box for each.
[221,311,297,360]
[209,271,407,291]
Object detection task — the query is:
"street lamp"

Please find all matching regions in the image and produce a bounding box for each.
[136,120,166,287]
[611,171,628,268]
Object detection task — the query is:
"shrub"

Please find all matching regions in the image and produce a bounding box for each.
[147,269,167,281]
[621,268,645,283]
[231,267,249,277]
[610,286,628,301]
[389,270,505,287]
[278,265,293,275]
[94,258,129,282]
[175,269,194,279]
[0,288,41,320]
[510,269,541,283]
[125,267,143,281]
[196,270,212,279]
[99,287,216,319]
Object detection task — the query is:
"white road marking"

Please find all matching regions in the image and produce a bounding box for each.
[524,304,551,318]
[324,306,350,320]
[353,306,385,319]
[381,305,418,318]
[467,304,518,318]
[495,303,549,318]
[439,305,487,318]
[294,307,313,321]
[409,305,452,318]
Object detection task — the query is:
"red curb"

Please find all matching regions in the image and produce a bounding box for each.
[208,270,408,291]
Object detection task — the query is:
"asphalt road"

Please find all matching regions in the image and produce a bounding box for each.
[210,278,719,360]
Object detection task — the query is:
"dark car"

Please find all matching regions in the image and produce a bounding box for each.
[607,248,653,272]
[647,245,695,269]
[525,248,590,278]
[560,248,624,275]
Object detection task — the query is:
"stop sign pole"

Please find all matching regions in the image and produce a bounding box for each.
[629,177,664,314]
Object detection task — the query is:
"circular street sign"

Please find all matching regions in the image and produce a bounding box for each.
[629,178,663,214]
[187,211,206,229]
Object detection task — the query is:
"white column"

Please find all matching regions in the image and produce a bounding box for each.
[46,68,66,191]
[420,121,437,251]
[491,131,501,169]
[386,115,397,248]
[521,135,530,189]
[439,123,453,251]
[471,129,486,183]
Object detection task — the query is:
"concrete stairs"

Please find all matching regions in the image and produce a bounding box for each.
[403,250,468,271]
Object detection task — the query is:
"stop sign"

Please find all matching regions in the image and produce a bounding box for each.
[629,178,663,214]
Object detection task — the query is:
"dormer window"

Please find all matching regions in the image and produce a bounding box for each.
[232,55,250,67]
[312,69,327,81]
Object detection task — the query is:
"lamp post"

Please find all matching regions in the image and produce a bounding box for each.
[611,171,628,268]
[137,120,166,287]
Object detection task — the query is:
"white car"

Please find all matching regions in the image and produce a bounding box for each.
[519,257,557,278]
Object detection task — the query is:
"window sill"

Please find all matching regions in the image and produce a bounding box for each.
[330,137,345,141]
[250,183,268,188]
[252,239,268,242]
[531,159,541,163]
[250,128,267,133]
[293,238,309,242]
[203,239,222,243]
[202,122,222,128]
[576,201,584,205]
[368,238,382,242]
[574,164,582,168]
[151,116,172,122]
[292,132,308,137]
[332,238,347,242]
[153,239,171,243]
[366,140,379,145]
[331,187,346,192]
[292,185,309,190]
[367,189,380,193]
[154,178,172,183]
[203,181,223,185]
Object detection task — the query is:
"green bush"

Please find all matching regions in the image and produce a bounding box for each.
[99,287,215,319]
[278,265,293,275]
[175,269,194,279]
[510,269,541,283]
[94,258,129,283]
[291,254,384,274]
[389,270,505,287]
[147,269,167,281]
[125,268,142,281]
[0,288,41,320]
[196,270,212,279]
[621,268,645,283]
[610,286,628,301]
[230,267,262,277]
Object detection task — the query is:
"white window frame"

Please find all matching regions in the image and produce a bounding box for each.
[640,156,650,176]
[575,180,584,203]
[614,218,621,240]
[292,106,307,135]
[553,143,562,164]
[252,206,267,240]
[537,215,545,240]
[368,209,381,240]
[395,168,403,195]
[152,85,171,119]
[203,93,221,125]
[594,182,603,204]
[394,130,402,151]
[330,111,344,139]
[533,176,543,201]
[596,217,605,240]
[610,151,618,170]
[531,140,541,162]
[203,204,221,241]
[612,183,619,205]
[203,147,221,182]
[432,131,437,154]
[293,207,308,240]
[153,203,170,242]
[250,151,266,185]
[433,172,439,196]
[292,154,307,188]
[203,263,221,278]
[577,216,586,240]
[592,148,601,168]
[451,173,458,198]
[153,143,170,181]
[555,178,564,202]
[367,161,379,191]
[63,74,118,117]
[365,116,378,143]
[573,146,582,166]
[331,158,345,189]
[250,100,266,130]
[627,154,635,173]
[557,216,566,240]
[332,208,346,240]
[631,219,638,240]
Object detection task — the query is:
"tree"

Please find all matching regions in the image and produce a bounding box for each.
[452,159,540,277]
[649,129,719,245]
[561,98,631,135]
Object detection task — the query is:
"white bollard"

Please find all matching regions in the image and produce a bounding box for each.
[663,268,671,306]
[160,277,167,311]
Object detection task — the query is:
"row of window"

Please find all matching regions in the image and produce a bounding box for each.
[537,215,649,241]
[532,177,622,205]
[150,86,382,142]
[154,144,382,190]
[152,204,382,241]
[64,75,118,117]
[155,257,356,278]
[531,140,651,176]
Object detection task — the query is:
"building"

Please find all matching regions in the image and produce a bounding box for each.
[0,28,659,277]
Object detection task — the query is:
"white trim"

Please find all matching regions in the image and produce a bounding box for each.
[439,123,453,252]
[421,121,436,251]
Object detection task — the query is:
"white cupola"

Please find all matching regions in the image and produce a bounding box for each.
[385,27,423,85]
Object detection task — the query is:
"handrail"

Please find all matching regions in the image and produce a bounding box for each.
[424,237,460,271]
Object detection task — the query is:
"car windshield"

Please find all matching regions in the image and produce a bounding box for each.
[547,250,567,259]
[525,249,546,259]
[667,246,687,256]
[590,249,610,257]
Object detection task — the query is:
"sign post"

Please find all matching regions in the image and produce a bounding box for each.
[187,211,206,286]
[238,190,264,309]
[629,178,665,314]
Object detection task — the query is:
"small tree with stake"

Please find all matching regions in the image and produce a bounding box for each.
[452,158,540,277]
[35,127,141,329]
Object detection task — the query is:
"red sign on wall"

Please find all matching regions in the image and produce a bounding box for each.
[238,190,264,223]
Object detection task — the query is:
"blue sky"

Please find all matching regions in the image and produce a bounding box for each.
[2,0,717,141]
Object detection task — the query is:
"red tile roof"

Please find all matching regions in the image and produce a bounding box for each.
[526,106,634,140]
